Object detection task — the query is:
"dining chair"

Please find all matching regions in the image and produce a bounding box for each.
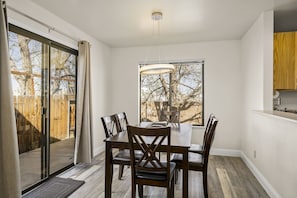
[173,114,215,184]
[166,106,180,127]
[116,112,129,131]
[189,113,215,154]
[101,114,137,180]
[101,114,121,138]
[171,117,218,198]
[127,125,176,198]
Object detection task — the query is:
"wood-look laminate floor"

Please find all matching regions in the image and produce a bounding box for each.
[59,153,269,198]
[20,138,74,190]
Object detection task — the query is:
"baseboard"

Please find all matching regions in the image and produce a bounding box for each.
[93,144,105,157]
[93,144,280,197]
[210,148,241,157]
[211,148,281,198]
[240,151,281,198]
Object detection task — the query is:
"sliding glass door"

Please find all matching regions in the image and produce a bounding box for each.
[49,46,77,174]
[8,24,78,191]
[9,29,44,190]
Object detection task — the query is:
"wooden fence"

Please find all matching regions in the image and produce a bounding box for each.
[141,101,202,125]
[14,95,75,154]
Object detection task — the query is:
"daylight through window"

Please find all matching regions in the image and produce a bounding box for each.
[139,61,204,126]
[8,24,78,190]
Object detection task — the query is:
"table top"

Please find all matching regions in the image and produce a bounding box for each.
[105,122,192,148]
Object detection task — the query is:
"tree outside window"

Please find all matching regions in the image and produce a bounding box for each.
[140,61,204,126]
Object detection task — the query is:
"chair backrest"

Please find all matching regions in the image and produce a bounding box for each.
[127,125,171,177]
[154,101,169,121]
[116,112,129,131]
[202,117,218,168]
[168,106,180,125]
[101,114,121,138]
[201,114,215,151]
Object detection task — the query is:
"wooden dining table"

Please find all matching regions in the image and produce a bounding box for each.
[104,122,192,198]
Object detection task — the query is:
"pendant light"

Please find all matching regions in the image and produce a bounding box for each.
[140,11,174,75]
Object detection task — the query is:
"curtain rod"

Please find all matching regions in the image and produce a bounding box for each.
[6,5,79,42]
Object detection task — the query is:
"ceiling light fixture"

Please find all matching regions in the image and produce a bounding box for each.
[140,11,174,75]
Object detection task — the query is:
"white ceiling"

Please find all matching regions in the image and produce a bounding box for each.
[30,0,297,47]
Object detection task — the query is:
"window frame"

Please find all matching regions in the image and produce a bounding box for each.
[8,23,78,193]
[139,60,205,127]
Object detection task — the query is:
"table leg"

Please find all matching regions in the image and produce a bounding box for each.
[183,151,189,198]
[105,142,112,198]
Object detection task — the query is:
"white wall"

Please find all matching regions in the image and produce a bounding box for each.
[6,0,111,156]
[110,41,242,150]
[241,10,297,198]
[9,1,295,196]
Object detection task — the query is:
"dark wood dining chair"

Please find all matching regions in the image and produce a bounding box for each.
[101,114,133,180]
[127,125,176,198]
[101,114,121,138]
[173,114,215,184]
[116,112,129,131]
[171,117,218,198]
[189,113,215,154]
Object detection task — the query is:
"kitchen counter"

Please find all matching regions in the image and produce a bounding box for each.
[255,110,297,123]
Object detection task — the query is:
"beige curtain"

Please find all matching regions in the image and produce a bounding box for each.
[0,1,21,197]
[74,41,93,164]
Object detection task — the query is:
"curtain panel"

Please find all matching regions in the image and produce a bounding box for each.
[74,41,93,164]
[0,1,22,197]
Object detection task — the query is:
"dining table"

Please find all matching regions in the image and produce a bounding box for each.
[104,122,192,198]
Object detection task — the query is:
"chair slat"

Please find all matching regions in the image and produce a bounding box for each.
[127,125,175,198]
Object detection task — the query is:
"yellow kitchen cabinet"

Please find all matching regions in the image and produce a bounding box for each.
[273,32,297,89]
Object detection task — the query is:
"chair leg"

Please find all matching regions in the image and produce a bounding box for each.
[131,183,136,198]
[174,169,179,184]
[171,174,175,197]
[138,184,143,198]
[118,164,124,180]
[203,171,208,198]
[111,164,114,183]
[167,185,171,198]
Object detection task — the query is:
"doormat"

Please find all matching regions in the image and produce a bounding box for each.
[23,177,85,198]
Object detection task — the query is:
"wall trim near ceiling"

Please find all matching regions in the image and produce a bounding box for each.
[7,9,78,50]
[7,5,79,42]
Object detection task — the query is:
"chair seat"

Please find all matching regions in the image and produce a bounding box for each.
[189,143,203,153]
[113,149,143,164]
[136,162,176,181]
[172,116,218,198]
[171,152,203,170]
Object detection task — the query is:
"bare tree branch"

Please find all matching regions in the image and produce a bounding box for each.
[140,63,203,124]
